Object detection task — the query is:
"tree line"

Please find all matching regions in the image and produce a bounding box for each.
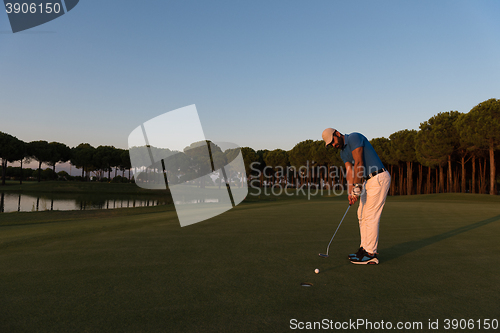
[1,98,499,195]
[0,138,132,185]
[129,142,244,189]
[241,98,500,196]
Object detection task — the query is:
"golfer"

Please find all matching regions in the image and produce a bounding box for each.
[322,128,391,264]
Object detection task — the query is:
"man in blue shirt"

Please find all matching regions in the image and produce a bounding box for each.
[322,128,391,264]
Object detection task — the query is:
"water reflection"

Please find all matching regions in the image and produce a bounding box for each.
[0,192,170,213]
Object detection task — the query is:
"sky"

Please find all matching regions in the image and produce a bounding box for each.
[1,0,500,153]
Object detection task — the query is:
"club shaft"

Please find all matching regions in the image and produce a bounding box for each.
[325,204,351,255]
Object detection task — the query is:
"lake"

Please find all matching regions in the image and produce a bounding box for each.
[0,192,170,213]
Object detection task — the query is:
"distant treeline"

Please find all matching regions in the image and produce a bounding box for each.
[0,166,131,183]
[0,139,132,185]
[241,98,500,196]
[1,98,499,195]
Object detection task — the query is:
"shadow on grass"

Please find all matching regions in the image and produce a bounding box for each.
[382,214,500,262]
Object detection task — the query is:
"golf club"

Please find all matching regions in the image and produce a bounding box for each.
[319,204,351,258]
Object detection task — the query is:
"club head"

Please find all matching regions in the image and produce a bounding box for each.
[318,253,329,258]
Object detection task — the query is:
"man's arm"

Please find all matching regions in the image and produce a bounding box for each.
[347,147,364,205]
[352,147,364,184]
[345,161,354,197]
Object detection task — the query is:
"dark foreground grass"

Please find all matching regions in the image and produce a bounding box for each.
[1,194,500,332]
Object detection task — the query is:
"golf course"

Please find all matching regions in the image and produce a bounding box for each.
[3,0,500,331]
[1,187,499,332]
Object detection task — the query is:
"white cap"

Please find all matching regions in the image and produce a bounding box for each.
[322,128,336,147]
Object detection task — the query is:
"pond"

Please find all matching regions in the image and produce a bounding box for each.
[0,192,170,213]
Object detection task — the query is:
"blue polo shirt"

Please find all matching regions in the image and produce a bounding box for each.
[340,133,385,177]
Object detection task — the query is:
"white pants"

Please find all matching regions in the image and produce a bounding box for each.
[357,171,391,254]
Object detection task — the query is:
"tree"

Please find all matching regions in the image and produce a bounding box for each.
[210,143,228,188]
[310,140,329,188]
[93,145,116,180]
[57,170,70,180]
[111,148,124,179]
[220,146,247,188]
[289,140,314,188]
[264,149,289,186]
[324,143,345,189]
[47,142,71,177]
[183,141,213,188]
[371,137,398,195]
[18,143,28,185]
[454,113,475,193]
[390,130,417,195]
[415,111,461,194]
[240,147,259,180]
[255,149,269,187]
[130,145,174,187]
[119,149,132,179]
[458,99,500,195]
[0,132,25,185]
[162,148,188,186]
[71,144,96,181]
[27,140,53,182]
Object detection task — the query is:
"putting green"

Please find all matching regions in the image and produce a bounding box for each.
[0,193,499,332]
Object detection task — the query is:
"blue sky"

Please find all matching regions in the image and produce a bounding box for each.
[1,0,500,152]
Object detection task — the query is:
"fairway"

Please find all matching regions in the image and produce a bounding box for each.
[1,194,499,332]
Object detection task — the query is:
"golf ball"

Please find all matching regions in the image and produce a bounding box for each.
[314,268,320,274]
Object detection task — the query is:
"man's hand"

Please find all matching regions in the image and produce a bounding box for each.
[352,183,362,197]
[348,194,358,205]
[349,184,362,205]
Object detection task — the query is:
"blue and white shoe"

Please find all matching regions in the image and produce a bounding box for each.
[350,252,379,265]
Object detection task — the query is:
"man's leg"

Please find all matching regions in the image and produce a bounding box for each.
[357,171,390,255]
[357,181,368,250]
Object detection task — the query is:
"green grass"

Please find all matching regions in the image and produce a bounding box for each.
[1,193,500,332]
